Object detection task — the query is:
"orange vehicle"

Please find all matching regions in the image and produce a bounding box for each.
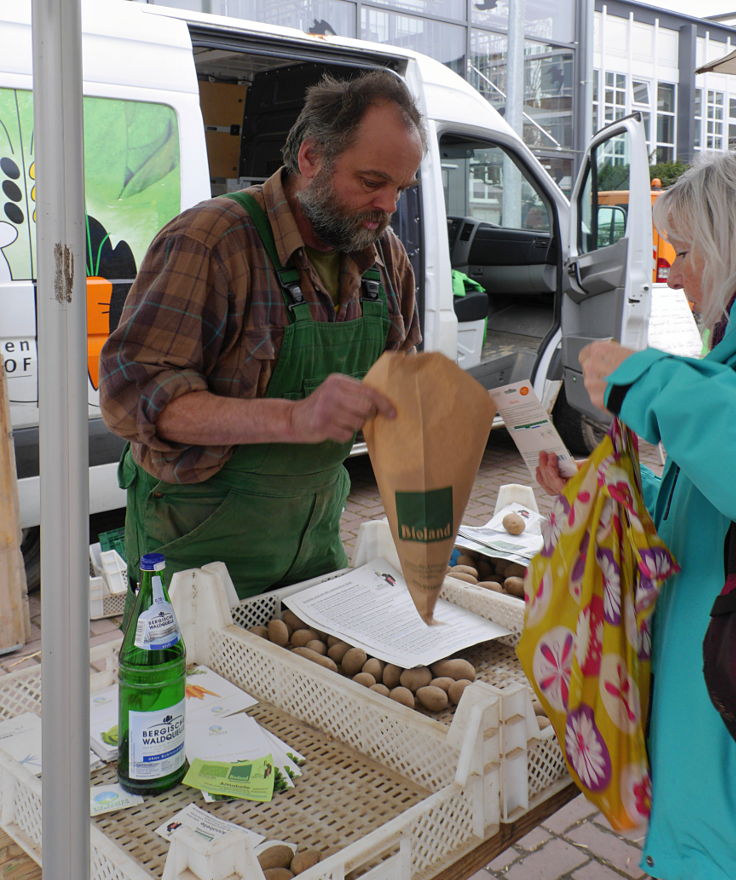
[598,182,676,283]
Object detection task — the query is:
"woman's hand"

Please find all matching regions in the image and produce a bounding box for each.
[536,450,576,495]
[579,340,636,412]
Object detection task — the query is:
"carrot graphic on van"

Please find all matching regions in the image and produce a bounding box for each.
[85,214,136,390]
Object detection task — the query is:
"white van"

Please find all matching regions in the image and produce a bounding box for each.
[1,1,652,569]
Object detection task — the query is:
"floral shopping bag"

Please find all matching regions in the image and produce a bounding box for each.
[517,419,679,830]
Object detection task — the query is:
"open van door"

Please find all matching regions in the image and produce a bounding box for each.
[559,113,652,431]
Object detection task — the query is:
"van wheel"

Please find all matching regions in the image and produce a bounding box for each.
[552,389,607,456]
[21,527,41,593]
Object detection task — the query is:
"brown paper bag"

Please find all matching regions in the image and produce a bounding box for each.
[362,351,496,624]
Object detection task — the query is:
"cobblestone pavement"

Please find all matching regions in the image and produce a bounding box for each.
[2,425,665,879]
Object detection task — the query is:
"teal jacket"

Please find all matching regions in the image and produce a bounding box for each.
[603,309,736,880]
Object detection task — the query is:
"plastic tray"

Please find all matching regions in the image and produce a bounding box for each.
[0,637,500,880]
[0,521,569,880]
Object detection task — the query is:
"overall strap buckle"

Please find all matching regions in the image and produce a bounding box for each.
[361,267,383,302]
[222,190,308,319]
[277,269,306,310]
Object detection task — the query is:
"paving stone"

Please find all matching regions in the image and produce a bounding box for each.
[571,860,642,879]
[565,822,645,878]
[486,845,520,872]
[89,616,122,636]
[542,794,600,834]
[516,825,553,851]
[504,838,589,879]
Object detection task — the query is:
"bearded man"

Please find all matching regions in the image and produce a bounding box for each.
[99,70,425,599]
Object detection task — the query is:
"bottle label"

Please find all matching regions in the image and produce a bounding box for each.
[127,700,185,780]
[134,576,181,650]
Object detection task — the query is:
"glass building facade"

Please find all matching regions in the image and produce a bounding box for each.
[142,0,582,190]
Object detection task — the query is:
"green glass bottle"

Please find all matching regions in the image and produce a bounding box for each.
[117,552,186,794]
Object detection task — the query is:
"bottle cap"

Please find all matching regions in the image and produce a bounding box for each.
[139,552,166,571]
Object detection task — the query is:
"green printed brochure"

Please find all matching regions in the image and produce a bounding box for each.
[183,756,276,802]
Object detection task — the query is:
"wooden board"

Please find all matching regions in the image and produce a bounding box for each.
[0,366,30,654]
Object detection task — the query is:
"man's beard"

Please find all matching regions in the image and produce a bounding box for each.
[297,167,391,252]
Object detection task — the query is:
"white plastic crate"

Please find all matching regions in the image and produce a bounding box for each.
[0,522,569,880]
[89,543,128,620]
[176,519,569,822]
[0,620,501,880]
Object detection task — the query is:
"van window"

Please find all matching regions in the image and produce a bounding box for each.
[439,132,557,382]
[0,90,181,394]
[577,129,631,254]
[0,90,180,283]
[440,137,551,232]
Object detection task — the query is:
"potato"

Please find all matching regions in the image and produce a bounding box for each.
[327,641,351,663]
[263,870,294,880]
[382,663,402,689]
[505,562,528,578]
[502,512,526,535]
[370,683,390,696]
[503,576,525,598]
[326,635,342,647]
[290,628,320,648]
[389,686,415,708]
[362,657,384,680]
[341,647,368,677]
[258,845,294,870]
[448,679,472,705]
[290,849,321,874]
[353,671,376,687]
[281,610,306,631]
[305,639,327,655]
[430,676,454,692]
[446,571,477,584]
[267,619,290,647]
[537,716,553,730]
[448,564,478,578]
[248,625,269,638]
[399,666,432,692]
[416,685,449,712]
[531,698,547,717]
[431,658,476,681]
[477,580,504,592]
[474,556,495,580]
[292,646,338,672]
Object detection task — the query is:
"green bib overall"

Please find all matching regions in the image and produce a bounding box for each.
[119,192,390,598]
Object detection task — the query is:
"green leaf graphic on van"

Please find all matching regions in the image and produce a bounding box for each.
[395,488,453,543]
[120,121,179,199]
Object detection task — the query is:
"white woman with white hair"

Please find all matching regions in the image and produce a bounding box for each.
[537,151,736,880]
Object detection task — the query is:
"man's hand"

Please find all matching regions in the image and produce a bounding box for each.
[289,373,396,443]
[579,340,635,412]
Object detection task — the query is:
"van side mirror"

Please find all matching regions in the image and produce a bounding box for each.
[595,205,627,248]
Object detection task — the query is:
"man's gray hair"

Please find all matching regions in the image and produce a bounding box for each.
[281,69,427,173]
[653,151,736,329]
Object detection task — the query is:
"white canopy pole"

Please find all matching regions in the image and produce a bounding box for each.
[32,0,91,877]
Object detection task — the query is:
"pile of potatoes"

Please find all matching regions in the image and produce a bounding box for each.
[257,842,321,878]
[445,549,527,599]
[250,609,477,713]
